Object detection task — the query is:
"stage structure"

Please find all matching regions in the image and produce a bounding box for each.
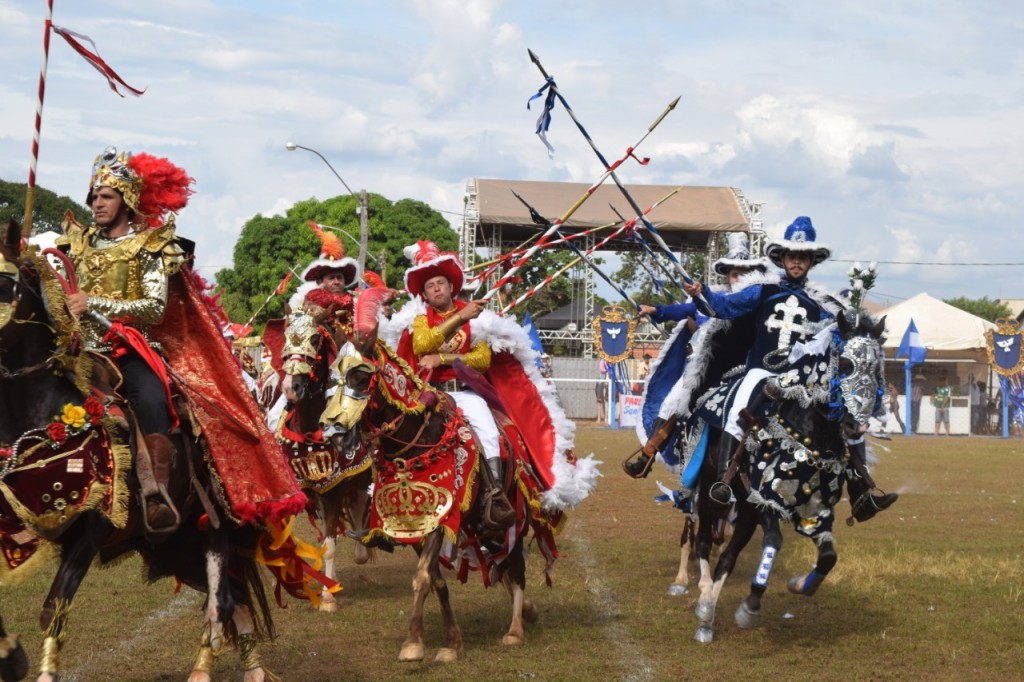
[461,178,763,357]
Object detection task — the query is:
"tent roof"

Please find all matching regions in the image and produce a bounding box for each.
[472,178,749,249]
[880,293,995,351]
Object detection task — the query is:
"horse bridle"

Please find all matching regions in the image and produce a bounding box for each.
[0,259,65,380]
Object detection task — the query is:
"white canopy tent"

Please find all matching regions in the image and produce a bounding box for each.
[880,292,994,352]
[878,293,995,435]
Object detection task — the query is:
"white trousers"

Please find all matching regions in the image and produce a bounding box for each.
[724,368,772,440]
[449,390,501,462]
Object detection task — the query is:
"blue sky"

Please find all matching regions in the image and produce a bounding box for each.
[2,0,1023,308]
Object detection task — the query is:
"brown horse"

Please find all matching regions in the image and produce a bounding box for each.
[0,219,279,682]
[320,288,561,663]
[274,308,373,611]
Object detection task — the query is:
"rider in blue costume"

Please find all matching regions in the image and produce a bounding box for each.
[625,233,766,478]
[683,217,897,521]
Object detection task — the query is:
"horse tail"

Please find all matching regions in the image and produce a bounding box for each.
[230,530,276,642]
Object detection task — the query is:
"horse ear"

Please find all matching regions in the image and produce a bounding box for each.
[872,315,887,339]
[3,219,19,252]
[837,310,851,336]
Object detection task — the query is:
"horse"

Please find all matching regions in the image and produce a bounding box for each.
[273,307,373,611]
[320,288,561,663]
[682,311,887,643]
[0,219,279,681]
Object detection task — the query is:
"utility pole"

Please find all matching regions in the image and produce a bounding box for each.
[358,189,369,272]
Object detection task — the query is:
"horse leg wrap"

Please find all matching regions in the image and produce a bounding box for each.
[788,569,826,596]
[753,546,777,588]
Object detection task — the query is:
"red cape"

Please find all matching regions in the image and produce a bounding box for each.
[150,268,305,525]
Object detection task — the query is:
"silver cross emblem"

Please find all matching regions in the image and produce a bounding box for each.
[764,295,811,350]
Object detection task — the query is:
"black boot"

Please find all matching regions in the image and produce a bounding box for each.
[480,457,516,530]
[623,417,673,479]
[708,432,737,514]
[847,439,898,523]
[143,433,180,533]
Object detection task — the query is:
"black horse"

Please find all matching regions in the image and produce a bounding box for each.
[0,219,278,681]
[0,615,28,682]
[684,312,888,643]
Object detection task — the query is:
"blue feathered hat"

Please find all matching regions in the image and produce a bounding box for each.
[764,216,831,268]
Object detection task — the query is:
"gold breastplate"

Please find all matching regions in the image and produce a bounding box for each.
[77,236,147,301]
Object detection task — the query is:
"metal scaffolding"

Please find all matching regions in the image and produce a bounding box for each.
[459,180,762,357]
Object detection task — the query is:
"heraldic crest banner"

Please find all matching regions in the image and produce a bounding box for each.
[592,305,636,364]
[985,318,1024,377]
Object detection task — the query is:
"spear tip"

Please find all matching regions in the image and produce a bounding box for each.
[528,48,539,62]
[668,95,681,109]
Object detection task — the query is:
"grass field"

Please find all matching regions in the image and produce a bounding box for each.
[3,427,1023,681]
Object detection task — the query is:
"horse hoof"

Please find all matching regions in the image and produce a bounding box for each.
[318,599,338,613]
[695,599,715,623]
[694,625,714,643]
[522,600,539,624]
[734,601,761,629]
[399,642,425,662]
[434,647,459,663]
[353,546,370,565]
[188,672,212,682]
[667,583,689,597]
[502,633,525,646]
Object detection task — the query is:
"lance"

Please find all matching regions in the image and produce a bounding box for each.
[22,0,55,238]
[608,203,684,297]
[501,255,582,315]
[468,219,618,288]
[511,190,668,337]
[469,221,617,273]
[527,49,715,313]
[243,266,301,329]
[23,3,144,238]
[481,95,680,303]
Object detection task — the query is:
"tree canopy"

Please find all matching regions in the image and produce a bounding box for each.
[0,179,91,235]
[944,296,1013,322]
[612,249,704,309]
[215,193,457,327]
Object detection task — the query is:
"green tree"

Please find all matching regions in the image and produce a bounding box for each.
[215,193,456,327]
[500,249,580,320]
[0,180,91,235]
[612,249,703,308]
[944,296,1013,322]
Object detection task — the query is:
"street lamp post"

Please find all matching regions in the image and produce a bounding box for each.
[286,141,369,271]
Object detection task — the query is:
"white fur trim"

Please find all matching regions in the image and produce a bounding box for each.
[288,281,319,311]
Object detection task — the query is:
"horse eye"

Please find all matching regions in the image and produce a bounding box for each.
[347,370,370,391]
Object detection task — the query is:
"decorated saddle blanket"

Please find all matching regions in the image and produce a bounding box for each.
[0,397,130,577]
[747,413,848,542]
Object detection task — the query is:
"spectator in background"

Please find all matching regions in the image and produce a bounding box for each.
[911,375,925,433]
[971,381,987,435]
[888,382,906,433]
[934,375,951,436]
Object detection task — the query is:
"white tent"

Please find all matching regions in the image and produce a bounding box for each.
[880,293,994,352]
[878,293,994,436]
